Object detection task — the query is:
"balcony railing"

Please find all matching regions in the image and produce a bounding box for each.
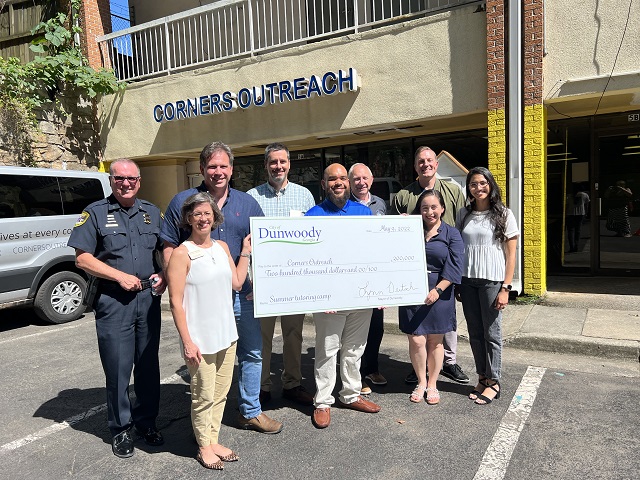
[97,0,481,82]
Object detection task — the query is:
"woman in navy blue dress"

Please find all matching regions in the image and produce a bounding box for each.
[399,189,464,405]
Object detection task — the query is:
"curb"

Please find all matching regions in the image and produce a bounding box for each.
[504,333,640,362]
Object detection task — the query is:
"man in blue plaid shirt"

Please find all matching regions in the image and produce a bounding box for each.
[247,143,316,406]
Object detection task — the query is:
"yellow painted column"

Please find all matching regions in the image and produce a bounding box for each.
[522,105,547,294]
[487,109,507,194]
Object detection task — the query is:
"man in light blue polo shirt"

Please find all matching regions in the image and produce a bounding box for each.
[247,143,316,407]
[305,163,381,429]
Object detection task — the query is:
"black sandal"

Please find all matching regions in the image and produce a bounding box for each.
[475,381,500,405]
[469,377,488,401]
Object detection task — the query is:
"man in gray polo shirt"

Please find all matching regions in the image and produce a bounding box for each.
[247,143,316,406]
[348,163,387,395]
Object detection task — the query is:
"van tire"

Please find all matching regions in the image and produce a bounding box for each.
[34,272,87,324]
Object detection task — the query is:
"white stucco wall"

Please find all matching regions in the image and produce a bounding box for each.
[544,0,640,100]
[100,7,486,160]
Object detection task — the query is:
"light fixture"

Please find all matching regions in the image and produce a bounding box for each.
[547,143,564,147]
[622,151,640,155]
[547,152,573,157]
[623,145,640,149]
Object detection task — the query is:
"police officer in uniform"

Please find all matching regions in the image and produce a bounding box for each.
[68,158,166,458]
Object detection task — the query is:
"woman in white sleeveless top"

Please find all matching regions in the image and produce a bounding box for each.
[455,167,519,406]
[167,192,251,470]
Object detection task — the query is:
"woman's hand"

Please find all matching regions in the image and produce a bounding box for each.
[183,340,203,366]
[494,289,509,310]
[425,288,440,306]
[242,234,252,255]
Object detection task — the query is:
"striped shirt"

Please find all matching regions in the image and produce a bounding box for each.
[247,181,316,217]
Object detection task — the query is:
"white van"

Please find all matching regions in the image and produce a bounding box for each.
[0,166,111,323]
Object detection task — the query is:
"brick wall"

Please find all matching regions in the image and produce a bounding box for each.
[486,0,546,295]
[78,0,112,70]
[522,0,546,294]
[486,0,507,193]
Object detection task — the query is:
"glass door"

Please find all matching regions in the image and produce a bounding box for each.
[596,133,640,271]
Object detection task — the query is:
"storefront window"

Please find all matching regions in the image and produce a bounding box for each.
[546,119,592,273]
[414,130,488,173]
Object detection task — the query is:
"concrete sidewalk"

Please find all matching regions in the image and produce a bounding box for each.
[383,277,640,362]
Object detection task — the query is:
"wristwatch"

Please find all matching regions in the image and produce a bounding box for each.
[435,287,444,296]
[501,284,512,292]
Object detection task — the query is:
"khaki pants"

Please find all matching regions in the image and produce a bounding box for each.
[260,314,305,391]
[187,342,237,446]
[313,309,372,408]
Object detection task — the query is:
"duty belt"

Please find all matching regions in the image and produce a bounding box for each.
[101,278,153,291]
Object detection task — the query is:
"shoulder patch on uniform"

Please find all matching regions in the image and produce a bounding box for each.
[75,211,90,227]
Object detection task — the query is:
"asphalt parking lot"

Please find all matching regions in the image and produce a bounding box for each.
[0,309,638,479]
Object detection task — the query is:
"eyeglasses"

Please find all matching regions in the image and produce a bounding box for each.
[469,181,489,188]
[190,211,213,219]
[111,175,140,184]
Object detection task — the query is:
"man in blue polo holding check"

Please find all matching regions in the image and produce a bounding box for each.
[305,163,381,429]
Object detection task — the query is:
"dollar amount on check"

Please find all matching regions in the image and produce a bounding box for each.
[250,216,429,317]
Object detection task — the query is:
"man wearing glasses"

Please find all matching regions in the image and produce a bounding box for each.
[392,146,470,385]
[68,158,166,458]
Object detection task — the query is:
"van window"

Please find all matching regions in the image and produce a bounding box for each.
[58,177,105,214]
[0,174,104,218]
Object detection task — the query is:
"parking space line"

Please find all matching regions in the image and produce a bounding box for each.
[0,320,93,346]
[0,368,189,455]
[473,366,546,480]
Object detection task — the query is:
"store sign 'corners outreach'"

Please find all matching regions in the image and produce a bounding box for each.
[153,67,359,123]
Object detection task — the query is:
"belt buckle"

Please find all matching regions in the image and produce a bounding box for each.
[140,279,151,290]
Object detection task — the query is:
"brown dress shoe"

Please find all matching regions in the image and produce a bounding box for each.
[337,396,381,413]
[237,412,283,434]
[312,408,331,429]
[282,385,314,406]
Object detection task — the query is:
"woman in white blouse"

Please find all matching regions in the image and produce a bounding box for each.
[167,192,251,469]
[455,168,519,405]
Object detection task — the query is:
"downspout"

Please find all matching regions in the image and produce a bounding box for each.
[508,0,523,293]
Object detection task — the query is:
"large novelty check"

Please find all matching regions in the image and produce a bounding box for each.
[250,216,429,317]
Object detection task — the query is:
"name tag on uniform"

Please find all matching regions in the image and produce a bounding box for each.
[143,213,151,224]
[188,249,205,260]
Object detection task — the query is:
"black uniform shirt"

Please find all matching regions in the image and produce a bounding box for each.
[68,194,163,280]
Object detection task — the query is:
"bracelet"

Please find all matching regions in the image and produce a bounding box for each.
[240,252,251,258]
[435,287,443,296]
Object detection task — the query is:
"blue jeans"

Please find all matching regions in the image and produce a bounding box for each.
[234,292,263,419]
[459,278,503,381]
